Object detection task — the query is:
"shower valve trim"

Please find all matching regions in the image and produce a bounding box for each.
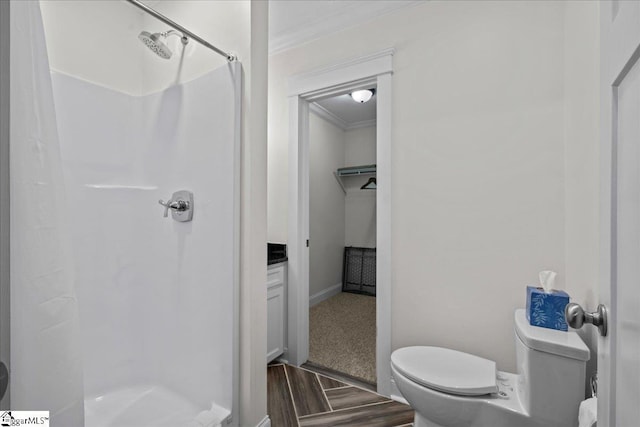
[158,190,194,222]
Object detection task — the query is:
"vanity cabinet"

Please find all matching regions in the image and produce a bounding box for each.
[267,262,287,363]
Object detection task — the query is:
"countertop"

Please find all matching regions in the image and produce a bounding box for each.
[268,243,287,265]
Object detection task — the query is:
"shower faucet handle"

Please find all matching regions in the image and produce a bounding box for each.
[158,199,173,217]
[158,191,194,222]
[158,199,189,216]
[173,200,189,211]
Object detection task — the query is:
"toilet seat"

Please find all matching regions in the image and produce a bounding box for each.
[391,346,498,396]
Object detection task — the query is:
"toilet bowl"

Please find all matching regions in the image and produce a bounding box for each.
[391,309,590,427]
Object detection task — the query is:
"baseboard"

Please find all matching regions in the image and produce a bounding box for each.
[256,415,271,427]
[274,355,289,364]
[390,378,409,405]
[309,283,342,307]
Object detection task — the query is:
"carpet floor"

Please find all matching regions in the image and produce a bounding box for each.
[308,292,376,384]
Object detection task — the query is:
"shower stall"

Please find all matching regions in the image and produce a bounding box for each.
[7,1,240,426]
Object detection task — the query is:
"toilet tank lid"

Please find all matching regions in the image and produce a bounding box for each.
[514,309,590,361]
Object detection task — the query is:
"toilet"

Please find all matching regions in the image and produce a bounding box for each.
[391,309,589,427]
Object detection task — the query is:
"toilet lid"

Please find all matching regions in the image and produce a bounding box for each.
[391,346,498,396]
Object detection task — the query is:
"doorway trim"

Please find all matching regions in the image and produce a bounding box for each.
[287,48,394,396]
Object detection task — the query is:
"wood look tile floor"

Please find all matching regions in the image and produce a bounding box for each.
[267,364,414,427]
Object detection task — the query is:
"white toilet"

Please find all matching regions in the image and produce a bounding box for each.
[391,309,589,427]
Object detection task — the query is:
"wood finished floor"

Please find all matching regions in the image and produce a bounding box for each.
[267,363,414,427]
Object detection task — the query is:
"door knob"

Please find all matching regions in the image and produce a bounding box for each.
[565,303,608,337]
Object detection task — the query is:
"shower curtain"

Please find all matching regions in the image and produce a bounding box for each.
[10,1,85,425]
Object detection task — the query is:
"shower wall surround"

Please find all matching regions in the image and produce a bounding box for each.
[51,64,240,424]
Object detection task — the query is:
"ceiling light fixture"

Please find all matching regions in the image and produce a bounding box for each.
[350,89,375,103]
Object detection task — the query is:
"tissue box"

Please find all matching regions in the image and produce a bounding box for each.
[526,286,570,331]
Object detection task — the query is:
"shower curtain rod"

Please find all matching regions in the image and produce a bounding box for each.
[124,0,236,62]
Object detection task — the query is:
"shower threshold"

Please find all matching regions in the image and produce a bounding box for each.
[84,385,229,427]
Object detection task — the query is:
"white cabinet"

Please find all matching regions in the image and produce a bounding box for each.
[267,263,287,363]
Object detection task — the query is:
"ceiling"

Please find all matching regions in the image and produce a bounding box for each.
[313,93,376,130]
[269,1,423,54]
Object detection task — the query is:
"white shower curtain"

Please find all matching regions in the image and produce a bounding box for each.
[10,1,85,425]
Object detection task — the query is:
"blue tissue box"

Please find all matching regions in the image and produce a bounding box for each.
[526,286,570,331]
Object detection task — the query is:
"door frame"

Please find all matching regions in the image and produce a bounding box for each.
[287,48,394,396]
[0,0,10,410]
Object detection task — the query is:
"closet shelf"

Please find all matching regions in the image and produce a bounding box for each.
[336,164,376,176]
[334,164,376,194]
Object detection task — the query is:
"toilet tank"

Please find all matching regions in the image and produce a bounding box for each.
[514,309,589,427]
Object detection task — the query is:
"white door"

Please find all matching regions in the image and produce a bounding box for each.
[0,0,9,409]
[600,2,640,426]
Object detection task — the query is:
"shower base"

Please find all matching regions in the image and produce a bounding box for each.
[84,385,229,427]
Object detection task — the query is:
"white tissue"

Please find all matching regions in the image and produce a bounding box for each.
[578,397,597,427]
[539,270,558,293]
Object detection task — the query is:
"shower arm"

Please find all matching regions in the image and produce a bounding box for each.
[162,30,189,46]
[124,0,236,61]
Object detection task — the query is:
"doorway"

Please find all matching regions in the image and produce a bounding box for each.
[306,91,378,386]
[286,49,393,396]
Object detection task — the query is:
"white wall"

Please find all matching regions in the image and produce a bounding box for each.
[40,0,144,95]
[563,0,599,322]
[345,125,376,166]
[309,112,345,296]
[562,0,600,395]
[344,126,376,248]
[345,193,376,248]
[267,1,601,373]
[138,1,250,95]
[240,3,269,426]
[40,1,269,425]
[40,1,249,95]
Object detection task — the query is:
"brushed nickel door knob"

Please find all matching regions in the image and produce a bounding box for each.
[565,303,608,337]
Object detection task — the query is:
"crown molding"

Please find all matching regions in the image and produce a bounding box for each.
[345,119,376,130]
[269,1,424,56]
[309,103,377,131]
[309,103,348,130]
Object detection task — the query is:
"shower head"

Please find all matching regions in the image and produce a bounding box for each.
[138,30,188,59]
[138,31,172,59]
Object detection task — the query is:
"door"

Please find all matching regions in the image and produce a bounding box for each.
[0,0,10,410]
[600,2,640,426]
